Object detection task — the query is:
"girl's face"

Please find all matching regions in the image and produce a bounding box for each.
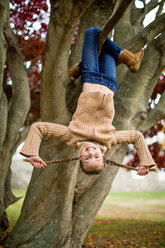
[79,142,104,170]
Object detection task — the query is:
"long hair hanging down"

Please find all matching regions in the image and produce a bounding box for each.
[24,157,156,172]
[44,157,79,164]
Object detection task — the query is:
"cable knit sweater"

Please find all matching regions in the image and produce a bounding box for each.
[20,91,155,167]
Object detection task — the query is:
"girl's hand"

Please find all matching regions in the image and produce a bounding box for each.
[137,166,149,176]
[29,156,47,168]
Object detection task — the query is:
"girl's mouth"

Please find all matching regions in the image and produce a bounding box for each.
[86,147,96,151]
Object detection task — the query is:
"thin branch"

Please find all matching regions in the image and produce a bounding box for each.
[145,0,161,15]
[117,32,165,113]
[138,91,165,132]
[142,32,165,103]
[124,12,165,52]
[0,1,8,150]
[4,168,22,208]
[0,93,7,150]
[156,0,165,17]
[98,0,134,55]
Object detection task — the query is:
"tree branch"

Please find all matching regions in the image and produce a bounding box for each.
[4,168,22,208]
[124,12,165,52]
[142,32,165,103]
[3,27,30,145]
[50,0,94,27]
[116,32,165,127]
[138,91,165,132]
[145,0,162,15]
[0,0,8,150]
[97,0,134,55]
[0,93,7,150]
[156,0,165,17]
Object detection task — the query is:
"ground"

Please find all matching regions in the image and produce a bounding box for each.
[84,192,165,248]
[5,191,165,248]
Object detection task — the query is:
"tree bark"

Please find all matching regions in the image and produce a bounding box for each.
[0,0,30,238]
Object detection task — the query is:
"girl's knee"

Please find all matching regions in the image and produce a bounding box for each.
[85,27,101,35]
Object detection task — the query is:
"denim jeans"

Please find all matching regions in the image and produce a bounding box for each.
[78,27,122,94]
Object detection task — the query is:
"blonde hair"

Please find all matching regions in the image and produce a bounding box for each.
[79,159,106,175]
[24,157,156,175]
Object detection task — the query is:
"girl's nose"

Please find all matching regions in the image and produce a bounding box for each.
[88,151,95,157]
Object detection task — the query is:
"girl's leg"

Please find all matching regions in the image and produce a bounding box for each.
[80,27,101,74]
[102,37,122,60]
[80,27,121,74]
[69,27,143,83]
[99,52,116,78]
[69,27,101,84]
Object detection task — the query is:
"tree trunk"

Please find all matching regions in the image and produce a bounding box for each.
[0,0,30,238]
[5,0,165,247]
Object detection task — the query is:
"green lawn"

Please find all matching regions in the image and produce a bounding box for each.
[6,190,165,247]
[6,189,25,231]
[97,191,165,222]
[84,219,165,248]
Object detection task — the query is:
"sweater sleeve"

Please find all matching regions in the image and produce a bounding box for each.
[109,130,155,167]
[20,122,71,157]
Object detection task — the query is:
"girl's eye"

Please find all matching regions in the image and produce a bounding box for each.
[95,156,99,158]
[85,157,89,160]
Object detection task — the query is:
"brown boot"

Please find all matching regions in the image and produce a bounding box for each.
[117,49,144,73]
[68,63,81,83]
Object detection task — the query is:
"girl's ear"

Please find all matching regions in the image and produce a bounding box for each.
[79,154,82,160]
[101,149,105,156]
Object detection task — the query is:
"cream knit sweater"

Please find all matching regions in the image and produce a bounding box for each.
[20,91,155,167]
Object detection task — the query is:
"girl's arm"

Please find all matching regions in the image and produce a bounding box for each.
[108,130,155,175]
[20,122,70,159]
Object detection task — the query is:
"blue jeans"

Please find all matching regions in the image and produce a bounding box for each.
[78,27,122,94]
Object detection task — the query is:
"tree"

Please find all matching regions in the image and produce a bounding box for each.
[0,0,30,239]
[0,0,48,239]
[0,0,165,247]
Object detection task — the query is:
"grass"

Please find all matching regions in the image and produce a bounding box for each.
[84,219,165,248]
[6,190,165,247]
[6,189,25,232]
[106,191,165,200]
[85,191,165,247]
[97,191,165,221]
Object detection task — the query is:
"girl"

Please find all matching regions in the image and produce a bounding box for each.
[20,27,155,175]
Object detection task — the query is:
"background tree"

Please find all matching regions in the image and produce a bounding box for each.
[0,0,49,239]
[0,0,164,247]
